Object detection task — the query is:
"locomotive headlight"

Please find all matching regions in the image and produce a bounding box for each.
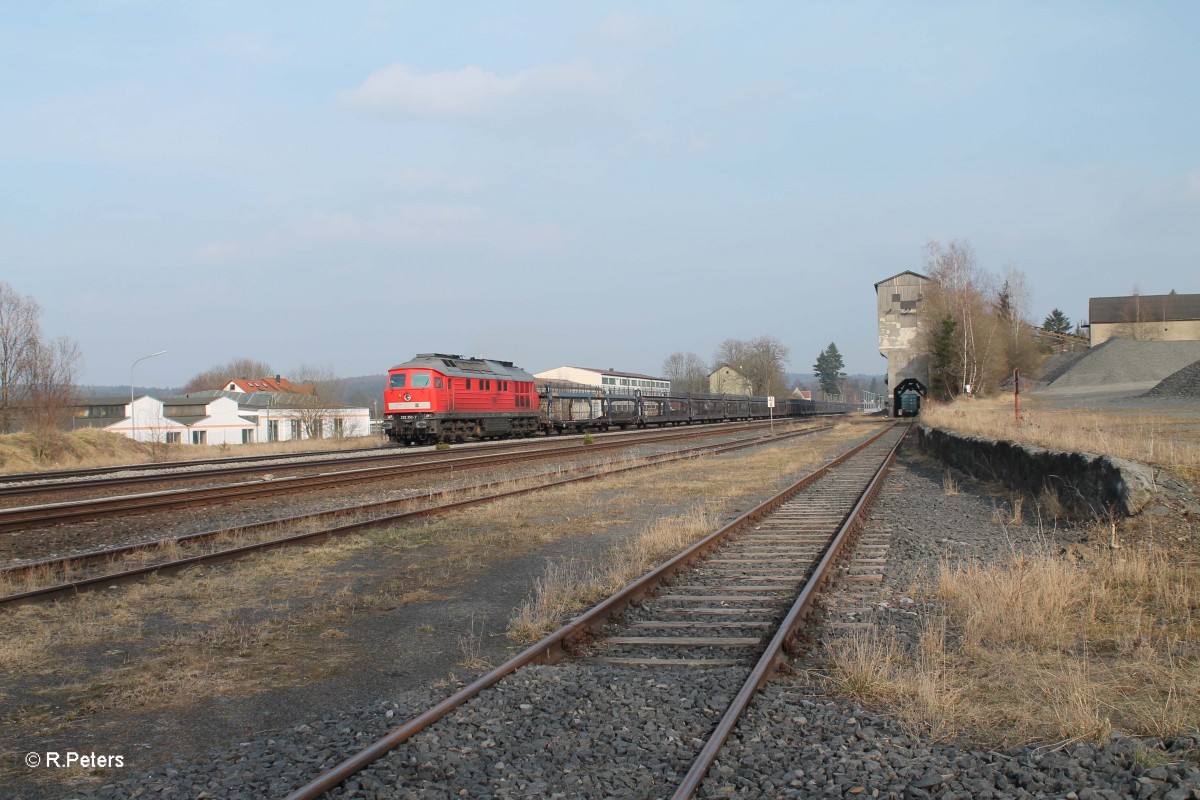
[404,393,411,401]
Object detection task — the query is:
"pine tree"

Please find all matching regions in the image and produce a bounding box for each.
[930,314,959,398]
[1043,308,1071,334]
[812,343,845,397]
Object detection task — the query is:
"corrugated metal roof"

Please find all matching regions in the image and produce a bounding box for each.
[182,389,351,410]
[1089,294,1200,324]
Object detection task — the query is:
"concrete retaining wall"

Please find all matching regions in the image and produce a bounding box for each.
[916,425,1156,517]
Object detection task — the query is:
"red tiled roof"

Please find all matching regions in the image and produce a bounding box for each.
[225,377,315,394]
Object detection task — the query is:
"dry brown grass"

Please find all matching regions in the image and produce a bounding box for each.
[825,540,1200,746]
[921,396,1200,479]
[0,427,384,474]
[507,505,718,642]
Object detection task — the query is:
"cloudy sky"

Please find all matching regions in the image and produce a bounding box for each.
[3,2,1197,387]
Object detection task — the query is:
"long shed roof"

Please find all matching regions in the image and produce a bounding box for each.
[1090,294,1200,324]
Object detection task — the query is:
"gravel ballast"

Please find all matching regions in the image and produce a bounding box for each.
[30,441,1200,799]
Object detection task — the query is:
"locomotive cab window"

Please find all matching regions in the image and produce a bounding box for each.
[389,373,406,389]
[434,377,444,388]
[411,373,431,388]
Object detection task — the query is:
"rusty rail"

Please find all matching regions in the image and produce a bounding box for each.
[670,423,909,798]
[280,423,900,800]
[0,420,811,532]
[1,423,836,609]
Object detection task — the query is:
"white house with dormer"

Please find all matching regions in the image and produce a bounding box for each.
[73,391,370,445]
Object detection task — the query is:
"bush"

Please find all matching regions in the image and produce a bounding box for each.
[435,442,451,451]
[582,434,595,445]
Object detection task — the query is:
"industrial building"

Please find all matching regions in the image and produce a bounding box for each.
[876,270,933,416]
[533,366,670,396]
[1087,293,1200,346]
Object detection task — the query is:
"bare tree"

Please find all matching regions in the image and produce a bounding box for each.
[23,336,83,461]
[996,266,1041,376]
[25,336,82,438]
[713,336,790,396]
[0,283,41,433]
[661,351,709,393]
[920,240,1033,398]
[921,240,1007,396]
[183,357,275,392]
[290,363,341,439]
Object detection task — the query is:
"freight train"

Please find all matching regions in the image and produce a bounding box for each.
[382,353,852,445]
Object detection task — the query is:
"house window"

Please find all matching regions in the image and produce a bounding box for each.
[192,430,207,445]
[166,432,181,444]
[268,420,279,442]
[242,429,255,444]
[291,420,301,439]
[333,418,344,437]
[311,419,323,438]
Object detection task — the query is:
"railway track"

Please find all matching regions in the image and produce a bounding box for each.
[280,422,908,799]
[0,422,848,608]
[0,419,815,533]
[0,417,837,502]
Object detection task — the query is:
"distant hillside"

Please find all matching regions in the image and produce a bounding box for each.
[787,373,885,388]
[337,374,387,412]
[81,385,181,398]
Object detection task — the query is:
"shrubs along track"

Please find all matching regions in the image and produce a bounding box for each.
[826,539,1199,747]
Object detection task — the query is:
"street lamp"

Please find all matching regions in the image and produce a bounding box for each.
[131,350,167,442]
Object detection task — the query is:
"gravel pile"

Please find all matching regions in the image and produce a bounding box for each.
[61,446,1198,800]
[1036,348,1090,385]
[1049,339,1200,388]
[1144,359,1200,398]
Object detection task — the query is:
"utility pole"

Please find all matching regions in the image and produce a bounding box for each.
[130,350,166,442]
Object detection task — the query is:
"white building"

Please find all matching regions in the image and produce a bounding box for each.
[73,391,371,445]
[534,366,670,396]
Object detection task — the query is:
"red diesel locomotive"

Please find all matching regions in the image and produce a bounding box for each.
[383,353,540,444]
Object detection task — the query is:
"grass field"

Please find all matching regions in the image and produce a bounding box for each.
[0,428,385,474]
[920,396,1200,480]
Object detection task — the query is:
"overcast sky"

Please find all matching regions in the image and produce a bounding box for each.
[3,2,1197,387]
